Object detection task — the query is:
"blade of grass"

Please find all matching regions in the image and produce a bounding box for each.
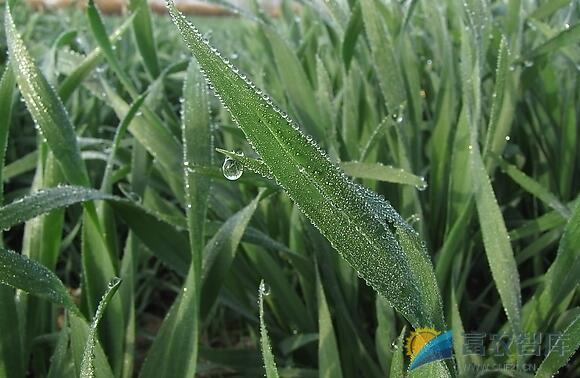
[341,161,427,189]
[470,129,522,335]
[168,1,445,329]
[342,2,362,69]
[0,187,114,231]
[139,60,212,378]
[0,186,191,276]
[499,159,571,218]
[527,23,580,59]
[47,327,74,378]
[69,314,114,378]
[201,192,262,318]
[86,0,138,98]
[316,266,343,378]
[5,13,123,366]
[534,314,580,378]
[5,5,89,187]
[100,93,147,193]
[523,201,580,331]
[375,296,396,374]
[129,0,160,78]
[529,0,572,20]
[259,280,280,378]
[462,8,522,338]
[264,28,324,141]
[80,277,121,378]
[389,327,406,377]
[58,15,134,102]
[0,62,23,378]
[0,247,81,317]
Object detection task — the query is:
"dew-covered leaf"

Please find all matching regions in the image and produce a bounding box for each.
[341,162,427,190]
[5,4,90,187]
[259,280,280,378]
[0,247,81,317]
[0,187,114,231]
[80,277,122,378]
[168,1,445,329]
[534,314,580,378]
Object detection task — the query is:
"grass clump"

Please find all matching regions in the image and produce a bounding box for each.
[0,0,578,377]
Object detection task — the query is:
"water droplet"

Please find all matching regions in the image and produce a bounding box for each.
[260,283,271,296]
[505,136,511,141]
[108,277,121,288]
[524,60,534,68]
[564,23,570,30]
[222,156,243,181]
[415,178,427,191]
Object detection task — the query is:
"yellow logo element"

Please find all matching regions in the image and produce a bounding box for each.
[405,328,441,360]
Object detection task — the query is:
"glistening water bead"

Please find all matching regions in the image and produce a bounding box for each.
[222,156,244,181]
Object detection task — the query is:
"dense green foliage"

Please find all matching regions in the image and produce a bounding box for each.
[0,0,578,377]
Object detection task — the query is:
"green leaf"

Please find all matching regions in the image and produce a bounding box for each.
[0,186,190,276]
[58,15,134,102]
[140,60,212,378]
[470,143,522,335]
[0,63,23,378]
[535,314,580,378]
[483,37,510,159]
[342,161,427,189]
[86,0,138,98]
[342,2,363,69]
[0,247,81,317]
[359,0,405,112]
[389,327,406,377]
[168,1,445,330]
[259,280,280,378]
[0,187,114,231]
[201,192,262,316]
[527,23,580,59]
[524,201,580,331]
[101,92,147,193]
[529,0,572,20]
[316,268,343,378]
[47,328,75,378]
[0,63,15,194]
[80,277,122,378]
[5,4,90,187]
[264,29,324,141]
[129,0,160,78]
[70,314,114,378]
[499,159,571,218]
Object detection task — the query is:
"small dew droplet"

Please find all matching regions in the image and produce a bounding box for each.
[415,178,428,191]
[222,156,243,181]
[260,283,271,296]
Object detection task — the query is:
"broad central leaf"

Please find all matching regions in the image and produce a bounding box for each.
[167,2,444,330]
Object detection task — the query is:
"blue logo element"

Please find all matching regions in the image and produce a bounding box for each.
[409,331,453,370]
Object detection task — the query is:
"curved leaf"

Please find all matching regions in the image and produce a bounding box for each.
[0,247,81,317]
[80,277,122,378]
[168,1,444,329]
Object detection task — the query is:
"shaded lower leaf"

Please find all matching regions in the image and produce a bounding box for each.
[80,277,122,378]
[535,314,580,378]
[0,247,81,317]
[259,280,279,378]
